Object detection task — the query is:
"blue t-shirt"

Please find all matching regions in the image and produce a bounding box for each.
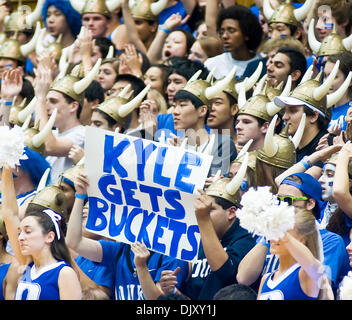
[75,255,115,298]
[158,1,191,32]
[99,241,189,300]
[328,101,352,132]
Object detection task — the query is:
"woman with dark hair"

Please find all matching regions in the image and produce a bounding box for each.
[204,4,263,79]
[0,166,82,300]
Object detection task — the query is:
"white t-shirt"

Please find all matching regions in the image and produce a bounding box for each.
[204,52,262,79]
[46,125,86,184]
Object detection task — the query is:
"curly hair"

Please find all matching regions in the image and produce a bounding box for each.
[216,4,263,51]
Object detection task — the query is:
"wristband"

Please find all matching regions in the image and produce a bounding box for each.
[299,156,312,170]
[158,26,171,34]
[172,287,177,294]
[1,99,13,106]
[75,193,87,199]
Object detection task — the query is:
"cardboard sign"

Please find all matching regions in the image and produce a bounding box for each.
[84,126,213,261]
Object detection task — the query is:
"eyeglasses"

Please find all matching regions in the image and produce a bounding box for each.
[277,195,308,206]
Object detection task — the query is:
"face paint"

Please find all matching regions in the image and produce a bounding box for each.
[319,163,336,201]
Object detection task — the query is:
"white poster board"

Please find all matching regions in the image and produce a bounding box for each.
[84,126,213,261]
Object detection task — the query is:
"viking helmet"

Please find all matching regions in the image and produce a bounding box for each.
[30,185,68,218]
[308,19,352,57]
[179,65,237,106]
[4,0,44,32]
[36,30,64,62]
[206,152,249,205]
[69,0,122,17]
[263,0,314,28]
[237,75,292,122]
[212,62,263,101]
[273,61,352,116]
[49,58,102,105]
[22,108,58,155]
[59,158,85,189]
[257,113,305,168]
[0,21,41,62]
[130,0,168,21]
[96,83,151,127]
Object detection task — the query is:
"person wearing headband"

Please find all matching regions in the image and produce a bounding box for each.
[13,208,82,300]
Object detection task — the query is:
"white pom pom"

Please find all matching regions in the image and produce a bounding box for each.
[0,125,28,169]
[236,186,295,241]
[339,271,352,300]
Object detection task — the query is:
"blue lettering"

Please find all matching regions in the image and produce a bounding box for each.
[139,184,163,212]
[181,225,200,261]
[164,189,185,219]
[153,146,171,187]
[103,135,130,177]
[120,179,141,207]
[168,219,187,258]
[133,139,157,181]
[108,204,128,237]
[152,215,169,254]
[136,210,155,248]
[175,152,202,194]
[86,197,108,231]
[98,174,123,205]
[124,207,143,242]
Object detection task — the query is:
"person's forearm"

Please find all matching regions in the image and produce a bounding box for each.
[66,198,85,250]
[122,2,147,54]
[332,150,352,217]
[1,168,27,265]
[196,216,228,271]
[135,264,164,300]
[205,0,220,38]
[282,233,323,282]
[147,30,168,64]
[237,242,268,286]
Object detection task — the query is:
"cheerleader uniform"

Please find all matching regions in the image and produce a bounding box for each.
[15,261,69,300]
[259,263,318,300]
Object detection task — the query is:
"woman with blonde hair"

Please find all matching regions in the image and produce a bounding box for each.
[258,208,325,300]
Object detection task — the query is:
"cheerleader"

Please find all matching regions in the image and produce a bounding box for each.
[258,208,325,300]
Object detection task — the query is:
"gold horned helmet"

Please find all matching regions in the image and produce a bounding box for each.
[179,65,237,106]
[9,96,28,126]
[36,31,64,62]
[4,0,44,32]
[69,0,122,17]
[97,83,151,127]
[49,58,102,105]
[231,139,257,173]
[237,74,292,122]
[273,61,352,117]
[308,19,352,57]
[129,0,168,21]
[257,113,305,169]
[21,107,58,156]
[59,158,85,189]
[263,0,314,28]
[206,152,249,205]
[29,186,68,219]
[28,167,68,219]
[211,61,263,101]
[0,21,41,62]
